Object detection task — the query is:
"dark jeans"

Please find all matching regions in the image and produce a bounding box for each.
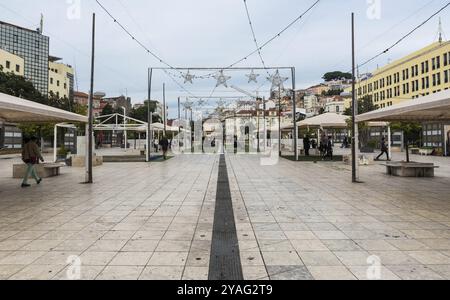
[376,150,389,160]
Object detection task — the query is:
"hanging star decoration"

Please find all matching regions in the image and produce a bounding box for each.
[246,69,260,83]
[197,98,206,107]
[183,71,194,84]
[183,100,193,110]
[213,70,231,88]
[267,70,288,90]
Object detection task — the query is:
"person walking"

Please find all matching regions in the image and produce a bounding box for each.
[375,137,390,161]
[21,136,44,188]
[160,135,169,160]
[303,135,311,156]
[326,135,334,160]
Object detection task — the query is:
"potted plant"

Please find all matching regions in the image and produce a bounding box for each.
[361,139,377,153]
[57,146,69,161]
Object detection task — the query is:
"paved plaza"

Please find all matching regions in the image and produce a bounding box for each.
[0,152,449,280]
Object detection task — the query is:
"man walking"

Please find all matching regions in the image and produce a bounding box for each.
[375,137,390,161]
[160,135,169,160]
[21,136,44,188]
[303,135,311,156]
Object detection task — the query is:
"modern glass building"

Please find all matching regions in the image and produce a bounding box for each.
[0,21,50,95]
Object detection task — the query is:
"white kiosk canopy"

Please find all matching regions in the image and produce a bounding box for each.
[0,92,88,123]
[356,90,450,123]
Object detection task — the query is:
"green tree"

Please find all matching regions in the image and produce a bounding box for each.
[322,89,343,96]
[390,122,422,163]
[345,95,379,149]
[322,71,352,82]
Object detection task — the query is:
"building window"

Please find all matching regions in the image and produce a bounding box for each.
[57,80,60,87]
[15,65,20,73]
[64,83,67,89]
[445,70,449,83]
[437,73,441,85]
[50,78,53,84]
[5,61,11,69]
[445,53,448,66]
[437,56,441,69]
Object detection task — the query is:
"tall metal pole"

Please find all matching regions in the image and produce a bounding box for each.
[351,13,358,183]
[86,13,95,184]
[147,68,153,162]
[278,85,282,157]
[178,97,181,152]
[163,83,166,136]
[263,96,266,151]
[256,92,260,153]
[122,106,127,152]
[292,67,298,161]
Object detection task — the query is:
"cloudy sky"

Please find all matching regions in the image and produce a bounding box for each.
[1,0,449,117]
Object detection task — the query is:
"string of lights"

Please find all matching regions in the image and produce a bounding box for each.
[328,0,437,72]
[95,0,181,74]
[355,1,450,71]
[243,0,271,77]
[218,0,321,73]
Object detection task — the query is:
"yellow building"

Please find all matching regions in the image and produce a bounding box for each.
[0,48,24,76]
[347,41,450,108]
[48,56,74,99]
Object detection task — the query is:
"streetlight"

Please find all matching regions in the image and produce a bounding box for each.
[121,106,127,151]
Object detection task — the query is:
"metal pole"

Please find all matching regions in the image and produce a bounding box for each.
[53,125,58,163]
[292,67,298,161]
[147,68,152,162]
[122,106,127,152]
[263,97,266,151]
[257,92,260,153]
[351,13,358,183]
[86,13,95,184]
[178,97,181,152]
[278,85,282,157]
[163,83,166,136]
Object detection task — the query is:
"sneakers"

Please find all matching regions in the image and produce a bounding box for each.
[21,183,31,188]
[37,178,42,185]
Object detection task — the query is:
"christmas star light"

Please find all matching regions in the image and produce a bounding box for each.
[213,70,231,88]
[267,70,288,90]
[183,71,194,84]
[246,69,260,83]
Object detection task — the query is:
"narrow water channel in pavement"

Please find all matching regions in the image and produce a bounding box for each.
[208,154,244,280]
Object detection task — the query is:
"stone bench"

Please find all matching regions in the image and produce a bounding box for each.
[13,163,63,179]
[383,162,439,178]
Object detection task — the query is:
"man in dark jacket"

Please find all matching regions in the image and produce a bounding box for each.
[160,136,169,160]
[375,137,390,161]
[303,135,311,156]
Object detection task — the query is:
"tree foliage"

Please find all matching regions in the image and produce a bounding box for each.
[322,71,352,82]
[0,68,85,141]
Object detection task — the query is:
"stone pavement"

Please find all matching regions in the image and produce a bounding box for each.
[0,152,449,280]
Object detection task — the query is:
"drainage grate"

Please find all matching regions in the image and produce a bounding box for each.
[208,154,244,280]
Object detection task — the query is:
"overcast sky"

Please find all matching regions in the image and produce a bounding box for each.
[1,0,449,117]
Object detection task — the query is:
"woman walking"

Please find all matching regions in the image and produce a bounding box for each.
[21,136,44,188]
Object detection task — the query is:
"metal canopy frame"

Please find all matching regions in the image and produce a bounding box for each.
[149,66,298,160]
